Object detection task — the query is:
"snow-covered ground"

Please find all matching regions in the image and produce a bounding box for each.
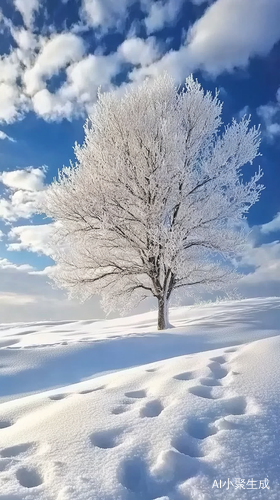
[0,297,279,499]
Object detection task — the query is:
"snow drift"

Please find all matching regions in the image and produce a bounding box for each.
[0,297,279,499]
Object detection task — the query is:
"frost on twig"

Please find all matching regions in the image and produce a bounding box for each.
[41,74,263,329]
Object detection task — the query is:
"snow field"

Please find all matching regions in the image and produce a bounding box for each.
[0,298,279,499]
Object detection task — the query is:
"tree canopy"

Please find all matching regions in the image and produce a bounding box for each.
[42,74,263,329]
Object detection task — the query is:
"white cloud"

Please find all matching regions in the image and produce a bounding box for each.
[0,191,41,221]
[0,167,46,221]
[0,167,46,191]
[119,37,161,66]
[0,257,34,272]
[0,263,104,322]
[132,0,280,82]
[80,0,133,30]
[13,0,40,28]
[0,230,4,240]
[63,53,120,102]
[32,89,75,121]
[144,0,183,34]
[0,83,25,123]
[231,216,280,296]
[261,213,280,234]
[12,27,38,52]
[24,33,85,96]
[80,0,207,32]
[33,52,121,120]
[29,265,54,276]
[257,89,280,141]
[0,130,15,142]
[240,240,280,285]
[0,53,20,84]
[0,44,28,124]
[1,0,280,123]
[8,223,54,255]
[186,0,280,75]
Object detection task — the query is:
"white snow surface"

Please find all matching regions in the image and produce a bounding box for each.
[0,297,279,499]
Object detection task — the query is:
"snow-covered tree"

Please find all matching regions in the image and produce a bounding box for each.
[42,74,263,329]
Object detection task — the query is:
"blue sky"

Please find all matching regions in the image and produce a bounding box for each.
[0,0,280,322]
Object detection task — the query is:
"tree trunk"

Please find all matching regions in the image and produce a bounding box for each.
[157,296,169,330]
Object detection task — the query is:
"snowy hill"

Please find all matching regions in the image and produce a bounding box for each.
[0,297,279,499]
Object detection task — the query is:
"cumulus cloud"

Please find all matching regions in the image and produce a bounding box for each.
[144,0,183,34]
[0,83,25,123]
[257,89,280,142]
[80,0,206,32]
[0,167,46,221]
[118,37,161,66]
[11,27,38,53]
[186,0,280,75]
[80,0,133,30]
[232,214,280,297]
[33,52,121,120]
[24,33,85,96]
[13,0,40,28]
[0,167,45,191]
[0,191,41,221]
[261,213,280,234]
[240,240,280,286]
[1,0,280,123]
[0,53,20,84]
[0,257,33,272]
[8,224,54,255]
[131,0,280,81]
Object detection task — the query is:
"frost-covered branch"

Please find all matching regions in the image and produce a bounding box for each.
[42,74,263,329]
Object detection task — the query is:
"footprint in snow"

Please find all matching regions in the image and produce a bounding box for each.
[173,371,193,381]
[199,377,221,387]
[120,453,198,497]
[210,355,227,364]
[16,466,43,488]
[171,433,204,458]
[49,394,69,401]
[188,385,217,400]
[125,389,147,399]
[185,418,218,440]
[208,361,228,380]
[111,406,130,415]
[119,456,149,494]
[0,420,12,429]
[1,442,34,458]
[140,399,164,418]
[90,428,124,449]
[112,399,135,415]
